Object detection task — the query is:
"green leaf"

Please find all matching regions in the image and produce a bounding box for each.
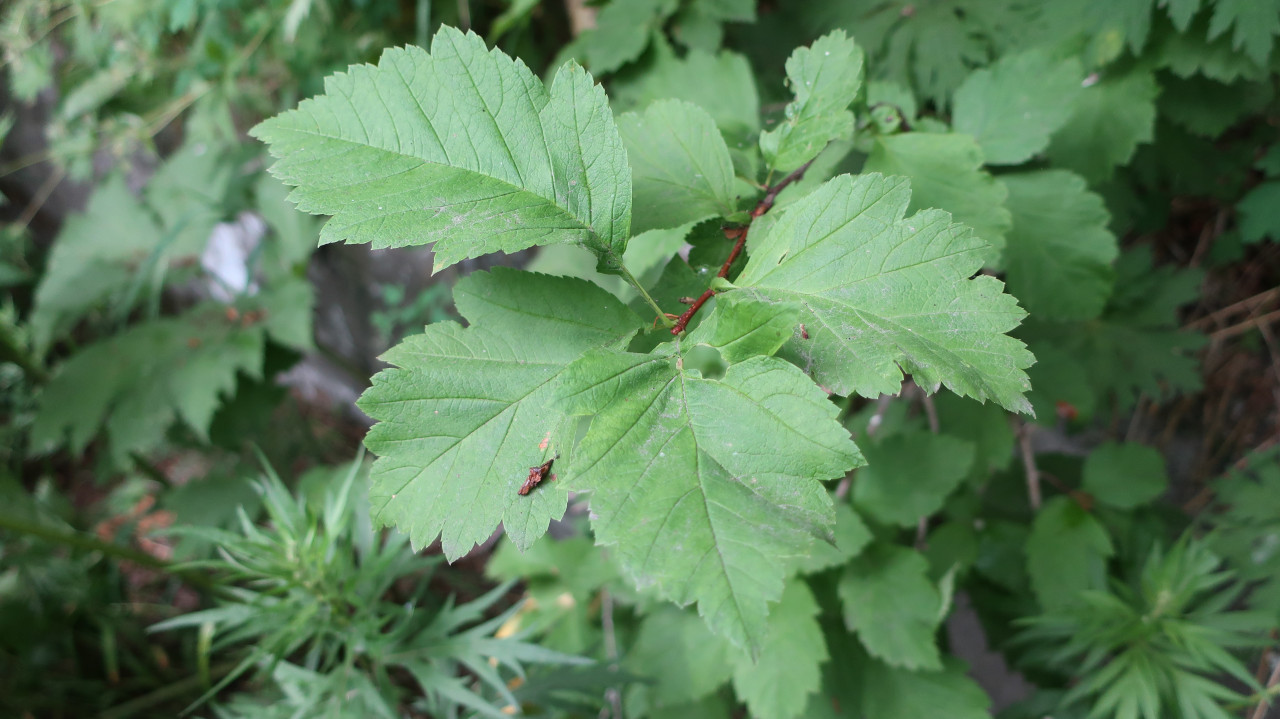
[934,392,1015,479]
[794,503,873,575]
[838,544,943,670]
[730,580,827,719]
[1017,248,1204,410]
[31,305,265,465]
[1207,0,1280,65]
[582,0,676,75]
[862,132,1012,255]
[856,653,992,719]
[619,100,739,234]
[1026,496,1114,610]
[802,0,1023,109]
[1047,69,1158,183]
[357,269,644,559]
[759,31,864,174]
[735,173,1033,414]
[30,144,229,352]
[610,43,761,142]
[853,432,975,527]
[1237,182,1280,244]
[685,294,800,363]
[1083,442,1168,510]
[951,48,1083,166]
[624,606,734,706]
[1001,170,1118,321]
[558,334,863,650]
[251,27,633,273]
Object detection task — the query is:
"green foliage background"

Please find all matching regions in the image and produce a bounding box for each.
[2,0,1280,718]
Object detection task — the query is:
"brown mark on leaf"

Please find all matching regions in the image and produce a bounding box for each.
[519,456,557,496]
[800,323,809,339]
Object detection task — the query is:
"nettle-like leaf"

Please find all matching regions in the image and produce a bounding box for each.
[735,172,1034,414]
[252,27,632,273]
[759,31,863,175]
[1001,170,1118,321]
[358,269,643,558]
[30,144,231,351]
[30,292,301,464]
[951,48,1083,166]
[558,299,863,651]
[862,132,1011,256]
[619,100,739,234]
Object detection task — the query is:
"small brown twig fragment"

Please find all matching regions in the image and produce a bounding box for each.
[519,456,557,496]
[1016,419,1042,510]
[670,157,819,335]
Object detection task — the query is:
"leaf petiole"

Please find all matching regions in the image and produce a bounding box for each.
[619,262,673,328]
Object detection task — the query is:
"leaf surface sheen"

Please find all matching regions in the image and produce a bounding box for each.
[358,269,644,559]
[619,100,739,234]
[558,304,863,651]
[252,27,632,272]
[736,173,1033,414]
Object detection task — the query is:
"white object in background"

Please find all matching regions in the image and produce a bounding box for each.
[201,212,266,302]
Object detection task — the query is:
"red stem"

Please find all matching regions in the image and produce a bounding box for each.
[670,158,817,335]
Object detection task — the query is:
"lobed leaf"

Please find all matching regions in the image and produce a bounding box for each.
[838,543,944,670]
[558,311,863,651]
[252,27,632,273]
[735,173,1034,414]
[759,31,863,174]
[730,580,827,719]
[862,132,1011,256]
[358,269,644,559]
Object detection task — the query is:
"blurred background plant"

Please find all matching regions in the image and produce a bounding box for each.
[1,0,1279,717]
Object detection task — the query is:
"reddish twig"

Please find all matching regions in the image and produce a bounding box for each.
[670,158,819,335]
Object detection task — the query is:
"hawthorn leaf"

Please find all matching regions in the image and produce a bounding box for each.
[610,43,760,142]
[759,31,864,174]
[862,132,1011,255]
[1026,496,1114,610]
[31,304,266,465]
[794,503,873,575]
[357,269,644,559]
[1047,68,1158,183]
[558,336,863,651]
[619,100,738,234]
[624,606,734,707]
[251,27,632,273]
[685,293,800,363]
[1083,442,1168,510]
[838,543,943,670]
[952,49,1083,165]
[1001,170,1118,321]
[853,432,976,527]
[735,173,1034,414]
[730,580,827,719]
